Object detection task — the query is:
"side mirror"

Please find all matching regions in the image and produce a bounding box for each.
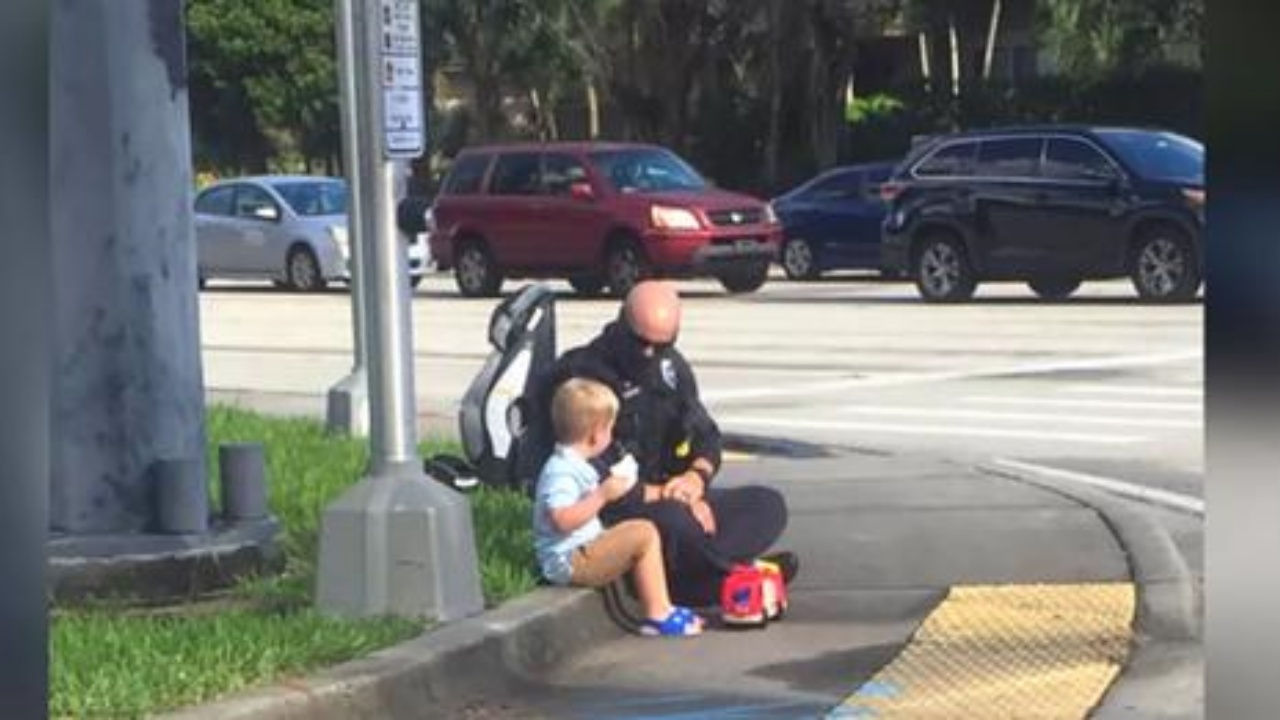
[252,205,280,222]
[569,182,595,202]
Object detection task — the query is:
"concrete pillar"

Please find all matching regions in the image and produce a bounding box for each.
[49,0,207,534]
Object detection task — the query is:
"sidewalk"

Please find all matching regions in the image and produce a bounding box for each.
[183,391,1202,719]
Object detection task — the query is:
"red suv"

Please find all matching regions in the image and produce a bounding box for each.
[427,142,782,297]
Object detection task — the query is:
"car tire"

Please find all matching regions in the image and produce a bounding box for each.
[1129,225,1200,303]
[568,275,606,297]
[454,240,503,298]
[780,238,819,280]
[605,239,650,298]
[913,232,976,302]
[1028,276,1082,300]
[285,245,326,292]
[718,261,770,294]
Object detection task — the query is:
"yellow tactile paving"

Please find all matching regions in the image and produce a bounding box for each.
[829,583,1135,719]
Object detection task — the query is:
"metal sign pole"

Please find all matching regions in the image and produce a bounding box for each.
[317,0,483,622]
[358,0,421,470]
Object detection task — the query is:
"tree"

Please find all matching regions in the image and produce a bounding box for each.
[187,0,340,173]
[1037,0,1204,77]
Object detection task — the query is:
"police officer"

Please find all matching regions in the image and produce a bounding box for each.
[544,280,794,607]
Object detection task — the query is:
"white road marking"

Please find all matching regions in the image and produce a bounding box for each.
[993,458,1204,516]
[965,396,1201,413]
[1065,384,1202,398]
[721,416,1144,445]
[836,405,1200,430]
[703,350,1201,403]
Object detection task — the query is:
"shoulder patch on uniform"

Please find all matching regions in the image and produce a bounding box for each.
[661,358,678,390]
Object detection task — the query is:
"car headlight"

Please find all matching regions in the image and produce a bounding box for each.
[1181,188,1205,208]
[650,205,702,231]
[763,203,779,225]
[328,225,350,256]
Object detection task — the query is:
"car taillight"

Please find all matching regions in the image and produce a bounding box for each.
[878,182,905,204]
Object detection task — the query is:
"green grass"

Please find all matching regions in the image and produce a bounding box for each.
[51,406,536,719]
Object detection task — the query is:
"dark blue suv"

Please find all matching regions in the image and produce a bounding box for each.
[880,126,1204,302]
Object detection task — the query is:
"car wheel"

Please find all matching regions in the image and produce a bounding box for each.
[781,238,819,280]
[1028,276,1082,300]
[605,240,650,298]
[1129,225,1200,302]
[913,233,976,302]
[285,245,326,292]
[568,274,606,297]
[454,240,502,298]
[718,261,771,294]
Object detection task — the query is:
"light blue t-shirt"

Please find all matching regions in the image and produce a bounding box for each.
[533,445,604,585]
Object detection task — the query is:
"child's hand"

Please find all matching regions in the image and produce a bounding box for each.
[610,453,639,482]
[600,473,636,502]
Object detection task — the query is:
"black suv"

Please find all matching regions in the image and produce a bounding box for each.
[881,126,1204,302]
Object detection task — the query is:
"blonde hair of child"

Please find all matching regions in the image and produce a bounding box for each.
[551,378,619,444]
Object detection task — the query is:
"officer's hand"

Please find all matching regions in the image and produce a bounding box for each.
[661,471,704,504]
[690,499,716,536]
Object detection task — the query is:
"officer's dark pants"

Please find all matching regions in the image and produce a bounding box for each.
[602,485,788,607]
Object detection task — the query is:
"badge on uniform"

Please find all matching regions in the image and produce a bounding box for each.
[660,358,678,390]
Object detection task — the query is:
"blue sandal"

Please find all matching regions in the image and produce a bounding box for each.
[640,606,704,637]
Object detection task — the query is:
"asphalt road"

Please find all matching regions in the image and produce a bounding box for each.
[199,270,1204,716]
[200,269,1203,515]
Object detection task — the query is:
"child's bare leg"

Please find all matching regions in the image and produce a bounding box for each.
[630,521,675,621]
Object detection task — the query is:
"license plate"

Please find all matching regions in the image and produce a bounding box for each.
[734,238,759,250]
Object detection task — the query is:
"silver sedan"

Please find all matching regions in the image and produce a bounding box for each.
[194,175,428,291]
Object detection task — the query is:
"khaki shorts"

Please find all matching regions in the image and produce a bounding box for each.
[568,519,656,588]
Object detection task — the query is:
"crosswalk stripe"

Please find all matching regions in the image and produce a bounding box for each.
[1064,384,1202,398]
[965,396,1201,413]
[993,459,1205,515]
[721,416,1144,445]
[836,405,1199,430]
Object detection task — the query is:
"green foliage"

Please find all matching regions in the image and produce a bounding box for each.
[52,610,419,718]
[187,0,340,174]
[842,65,1203,163]
[1036,0,1202,78]
[52,407,537,717]
[186,0,1203,191]
[846,94,906,124]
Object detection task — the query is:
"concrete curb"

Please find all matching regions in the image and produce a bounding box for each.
[977,463,1204,719]
[977,462,1200,643]
[156,587,623,720]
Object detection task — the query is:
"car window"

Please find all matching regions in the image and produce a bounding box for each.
[975,138,1043,178]
[233,184,278,219]
[443,153,492,195]
[914,141,978,178]
[1095,130,1203,184]
[802,171,862,201]
[195,186,235,216]
[543,153,589,196]
[271,180,347,216]
[489,153,543,196]
[1042,139,1118,181]
[865,165,894,184]
[589,148,707,193]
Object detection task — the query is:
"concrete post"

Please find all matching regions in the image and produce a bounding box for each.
[49,0,207,534]
[326,0,372,437]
